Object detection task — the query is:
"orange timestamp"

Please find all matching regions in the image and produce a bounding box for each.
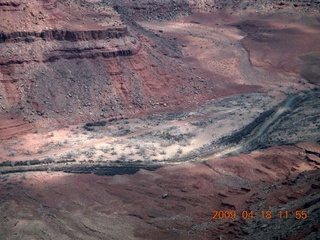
[212,210,308,220]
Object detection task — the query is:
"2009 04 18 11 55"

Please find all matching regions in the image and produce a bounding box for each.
[212,210,308,220]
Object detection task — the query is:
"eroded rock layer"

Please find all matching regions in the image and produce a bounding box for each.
[0,0,215,138]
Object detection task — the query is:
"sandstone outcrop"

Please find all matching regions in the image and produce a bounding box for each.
[0,0,213,138]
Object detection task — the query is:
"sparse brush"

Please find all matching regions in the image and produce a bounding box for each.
[44,155,55,163]
[137,148,146,156]
[60,151,75,159]
[7,149,17,157]
[168,154,179,162]
[101,147,109,153]
[97,155,104,162]
[88,132,99,138]
[159,150,166,155]
[134,144,140,149]
[82,148,96,158]
[56,141,64,148]
[149,145,156,151]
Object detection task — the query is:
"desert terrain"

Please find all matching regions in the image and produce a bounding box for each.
[0,0,320,239]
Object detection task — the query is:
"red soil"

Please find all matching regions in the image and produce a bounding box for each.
[1,143,320,239]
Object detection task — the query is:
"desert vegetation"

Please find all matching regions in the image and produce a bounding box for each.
[0,92,283,170]
[0,1,320,239]
[2,88,318,174]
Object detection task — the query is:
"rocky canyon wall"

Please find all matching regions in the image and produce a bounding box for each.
[0,0,209,138]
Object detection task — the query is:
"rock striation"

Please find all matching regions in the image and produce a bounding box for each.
[0,0,211,138]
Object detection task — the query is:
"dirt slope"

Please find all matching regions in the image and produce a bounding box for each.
[0,0,217,138]
[0,143,319,239]
[1,0,319,138]
[1,1,320,239]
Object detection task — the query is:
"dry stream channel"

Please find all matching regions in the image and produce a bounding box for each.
[1,88,319,176]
